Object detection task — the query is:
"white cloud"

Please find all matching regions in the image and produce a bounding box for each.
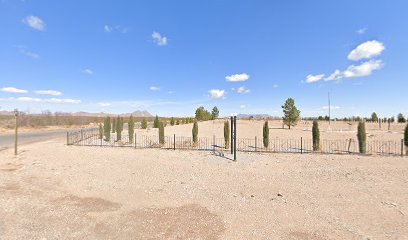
[22,15,46,31]
[0,87,28,93]
[225,73,249,82]
[0,97,80,104]
[104,25,112,32]
[97,102,111,107]
[343,60,383,78]
[152,32,168,46]
[104,25,128,34]
[34,90,62,96]
[83,69,93,75]
[322,105,340,110]
[273,84,279,88]
[306,74,325,83]
[150,86,160,91]
[16,46,40,59]
[209,89,226,99]
[356,28,367,35]
[324,69,342,81]
[237,86,250,94]
[167,91,175,94]
[240,105,246,109]
[347,40,385,61]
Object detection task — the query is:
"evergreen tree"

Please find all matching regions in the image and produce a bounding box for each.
[224,121,230,149]
[116,116,123,141]
[263,121,269,148]
[397,113,406,123]
[141,118,147,129]
[404,123,408,151]
[211,106,219,120]
[176,119,180,125]
[357,121,366,154]
[312,120,320,151]
[195,106,211,121]
[104,117,111,141]
[99,123,103,139]
[170,117,175,126]
[282,98,300,129]
[128,115,135,143]
[192,121,198,144]
[153,115,160,128]
[112,118,116,133]
[159,122,165,144]
[371,112,379,122]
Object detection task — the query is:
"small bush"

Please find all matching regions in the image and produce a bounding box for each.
[263,121,269,148]
[224,121,230,149]
[312,120,320,151]
[159,122,165,144]
[192,121,198,144]
[357,121,366,154]
[170,117,175,126]
[176,119,180,125]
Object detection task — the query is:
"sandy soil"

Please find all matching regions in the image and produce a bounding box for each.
[1,136,407,239]
[137,119,406,142]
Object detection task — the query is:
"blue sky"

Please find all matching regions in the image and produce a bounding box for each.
[0,0,407,118]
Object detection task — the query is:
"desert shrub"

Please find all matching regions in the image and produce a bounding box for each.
[141,118,147,129]
[159,122,165,144]
[312,120,320,151]
[153,115,159,128]
[170,117,175,126]
[263,121,269,148]
[176,119,180,125]
[192,121,198,144]
[357,121,366,154]
[282,98,300,129]
[128,115,135,143]
[104,117,111,141]
[397,113,406,123]
[99,123,103,139]
[224,121,230,149]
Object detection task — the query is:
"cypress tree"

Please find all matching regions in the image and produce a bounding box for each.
[170,117,175,126]
[263,121,269,148]
[312,120,320,151]
[141,118,147,129]
[99,123,103,139]
[153,115,160,128]
[112,118,116,133]
[192,121,198,144]
[357,121,366,154]
[224,121,230,149]
[116,116,123,141]
[128,115,135,144]
[404,123,408,153]
[159,122,165,144]
[104,117,111,141]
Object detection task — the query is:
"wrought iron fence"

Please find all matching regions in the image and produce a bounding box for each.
[67,130,405,156]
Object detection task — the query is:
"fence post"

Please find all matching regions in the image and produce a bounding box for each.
[301,137,303,154]
[135,133,137,148]
[81,129,83,142]
[213,135,215,154]
[66,132,69,145]
[230,117,233,154]
[174,134,176,150]
[233,116,237,161]
[348,138,352,154]
[255,136,257,152]
[402,139,404,157]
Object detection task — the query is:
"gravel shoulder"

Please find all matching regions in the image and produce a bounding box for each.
[0,138,407,239]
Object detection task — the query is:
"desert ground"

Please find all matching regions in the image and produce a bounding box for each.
[1,120,407,239]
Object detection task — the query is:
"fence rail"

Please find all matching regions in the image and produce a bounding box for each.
[67,129,405,156]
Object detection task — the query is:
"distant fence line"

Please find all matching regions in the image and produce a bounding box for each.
[67,128,405,156]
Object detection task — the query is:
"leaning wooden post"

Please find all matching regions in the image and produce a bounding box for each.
[233,116,237,161]
[348,138,352,154]
[14,109,18,155]
[174,134,176,150]
[230,116,234,154]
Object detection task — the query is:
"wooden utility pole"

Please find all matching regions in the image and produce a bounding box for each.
[14,109,18,155]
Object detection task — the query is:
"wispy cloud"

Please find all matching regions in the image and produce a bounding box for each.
[152,32,168,46]
[104,25,128,34]
[237,86,250,94]
[16,45,40,59]
[273,84,279,88]
[149,86,160,91]
[347,40,385,61]
[209,89,226,99]
[343,60,383,78]
[34,90,62,96]
[240,104,246,109]
[0,97,81,104]
[97,102,112,107]
[0,87,28,94]
[225,73,249,82]
[22,15,46,31]
[322,105,340,110]
[305,74,325,83]
[83,69,93,75]
[356,27,367,35]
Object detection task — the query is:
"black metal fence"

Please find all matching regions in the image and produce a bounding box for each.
[67,129,405,156]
